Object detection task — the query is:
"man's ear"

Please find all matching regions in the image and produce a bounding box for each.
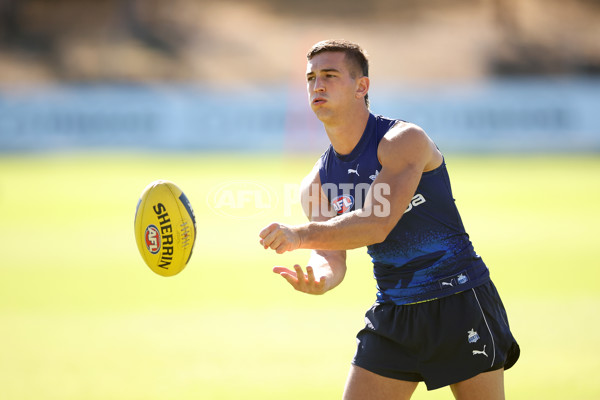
[356,76,370,99]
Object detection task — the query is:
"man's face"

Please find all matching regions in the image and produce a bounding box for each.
[306,51,361,121]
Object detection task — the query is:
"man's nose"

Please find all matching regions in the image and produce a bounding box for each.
[313,77,325,92]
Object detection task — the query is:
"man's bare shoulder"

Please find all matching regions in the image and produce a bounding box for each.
[378,121,442,172]
[383,121,429,143]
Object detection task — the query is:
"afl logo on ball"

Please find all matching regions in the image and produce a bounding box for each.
[332,195,354,215]
[145,224,161,254]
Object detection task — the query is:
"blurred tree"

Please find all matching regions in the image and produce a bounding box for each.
[491,0,519,37]
[0,0,55,55]
[120,0,179,56]
[0,0,20,44]
[488,0,566,76]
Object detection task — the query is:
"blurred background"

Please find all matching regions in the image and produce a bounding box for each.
[1,0,599,152]
[1,1,599,399]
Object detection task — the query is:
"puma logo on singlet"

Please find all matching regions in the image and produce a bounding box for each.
[473,345,488,357]
[348,164,359,176]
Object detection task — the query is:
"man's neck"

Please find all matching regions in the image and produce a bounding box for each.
[323,107,370,155]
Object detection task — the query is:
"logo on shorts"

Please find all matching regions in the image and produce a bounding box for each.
[145,224,161,254]
[472,345,488,357]
[467,329,480,344]
[457,273,468,285]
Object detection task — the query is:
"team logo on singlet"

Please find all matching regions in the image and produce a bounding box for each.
[439,271,469,290]
[332,195,354,215]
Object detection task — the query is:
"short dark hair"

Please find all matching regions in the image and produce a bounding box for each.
[307,39,369,107]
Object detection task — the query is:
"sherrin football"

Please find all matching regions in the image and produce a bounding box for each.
[134,180,197,277]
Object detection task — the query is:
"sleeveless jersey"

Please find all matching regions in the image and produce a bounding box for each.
[317,113,490,305]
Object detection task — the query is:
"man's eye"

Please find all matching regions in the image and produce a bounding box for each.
[307,76,315,81]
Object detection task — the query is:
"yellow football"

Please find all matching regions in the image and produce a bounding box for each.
[134,180,196,277]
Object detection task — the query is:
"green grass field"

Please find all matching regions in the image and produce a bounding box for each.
[1,152,599,399]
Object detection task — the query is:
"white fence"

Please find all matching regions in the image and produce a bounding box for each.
[0,78,598,153]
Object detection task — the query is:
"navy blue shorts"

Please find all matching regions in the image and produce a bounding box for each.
[352,280,520,390]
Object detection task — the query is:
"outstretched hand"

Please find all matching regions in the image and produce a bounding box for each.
[259,223,301,254]
[273,265,328,295]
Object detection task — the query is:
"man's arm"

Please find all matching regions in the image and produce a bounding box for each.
[270,163,347,295]
[259,123,442,253]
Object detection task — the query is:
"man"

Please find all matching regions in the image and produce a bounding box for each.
[259,39,519,400]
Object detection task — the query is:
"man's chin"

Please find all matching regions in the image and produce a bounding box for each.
[311,106,333,122]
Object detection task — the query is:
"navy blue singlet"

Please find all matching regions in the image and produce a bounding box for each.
[317,113,490,305]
